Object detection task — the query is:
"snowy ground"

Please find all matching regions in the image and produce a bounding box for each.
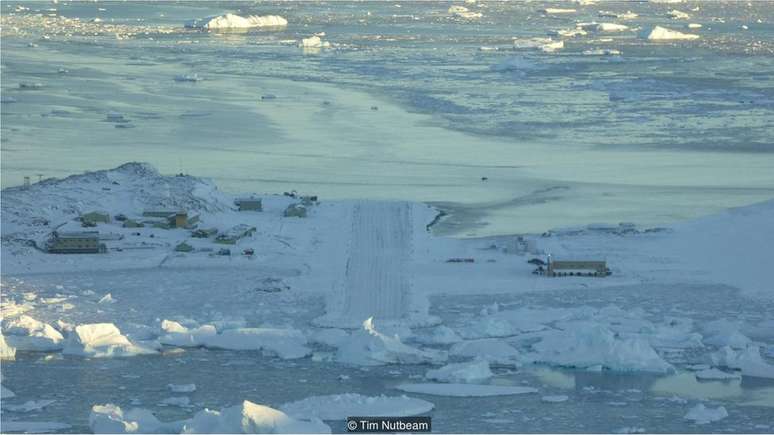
[1,164,773,433]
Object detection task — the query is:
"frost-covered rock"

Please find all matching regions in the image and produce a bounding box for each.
[2,315,64,351]
[185,14,287,30]
[335,318,447,366]
[396,383,537,397]
[280,394,433,420]
[646,26,700,40]
[1,333,17,360]
[694,368,741,380]
[425,360,493,383]
[683,403,728,424]
[711,346,774,379]
[529,322,673,373]
[182,400,330,434]
[63,323,156,358]
[449,339,521,366]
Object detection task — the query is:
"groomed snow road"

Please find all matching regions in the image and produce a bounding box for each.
[316,201,412,328]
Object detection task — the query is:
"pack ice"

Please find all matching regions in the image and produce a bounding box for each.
[63,323,156,358]
[2,315,63,351]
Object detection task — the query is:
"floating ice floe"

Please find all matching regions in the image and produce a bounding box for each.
[694,368,741,380]
[425,360,493,383]
[542,8,576,14]
[449,339,521,366]
[512,37,564,53]
[549,28,587,38]
[668,9,691,20]
[412,325,461,345]
[161,320,310,359]
[711,346,774,379]
[528,322,673,373]
[160,396,191,407]
[203,328,311,359]
[598,11,638,20]
[582,48,621,56]
[577,22,630,33]
[542,395,569,403]
[98,293,115,304]
[63,323,156,358]
[702,319,751,349]
[299,36,331,49]
[2,422,71,433]
[169,383,197,393]
[2,315,64,351]
[90,404,182,433]
[448,5,482,19]
[687,23,702,29]
[683,403,728,424]
[175,73,203,82]
[335,318,447,366]
[4,399,56,413]
[280,393,434,420]
[182,400,330,433]
[308,328,350,347]
[1,384,15,398]
[395,383,537,397]
[1,334,17,360]
[185,14,287,30]
[646,26,700,40]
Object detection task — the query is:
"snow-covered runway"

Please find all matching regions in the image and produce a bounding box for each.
[334,201,412,326]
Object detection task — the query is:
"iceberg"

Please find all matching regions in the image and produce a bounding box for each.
[63,323,156,358]
[2,315,64,351]
[529,322,673,373]
[185,14,287,30]
[711,346,774,379]
[182,400,329,434]
[683,403,728,424]
[646,26,700,40]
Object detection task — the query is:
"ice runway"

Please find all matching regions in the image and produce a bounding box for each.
[317,201,413,327]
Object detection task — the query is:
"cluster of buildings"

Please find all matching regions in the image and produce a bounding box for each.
[45,195,313,255]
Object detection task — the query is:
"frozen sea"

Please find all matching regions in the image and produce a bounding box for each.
[1,1,773,236]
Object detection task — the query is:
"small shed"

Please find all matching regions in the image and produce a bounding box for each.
[81,211,110,224]
[235,198,263,212]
